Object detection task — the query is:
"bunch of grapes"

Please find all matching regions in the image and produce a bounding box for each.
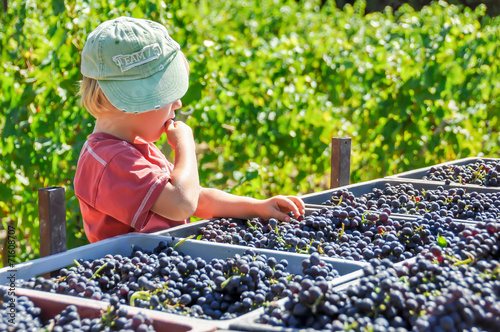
[45,300,156,332]
[424,160,500,187]
[196,205,494,264]
[18,241,341,321]
[0,286,42,331]
[323,183,500,221]
[262,256,500,331]
[259,219,500,331]
[0,286,156,331]
[304,207,479,263]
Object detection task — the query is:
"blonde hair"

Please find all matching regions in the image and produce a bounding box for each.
[78,53,190,117]
[78,76,119,118]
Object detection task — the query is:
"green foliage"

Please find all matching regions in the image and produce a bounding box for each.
[1,0,499,266]
[337,0,500,17]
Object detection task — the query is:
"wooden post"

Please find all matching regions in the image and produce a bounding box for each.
[38,187,67,258]
[331,137,351,188]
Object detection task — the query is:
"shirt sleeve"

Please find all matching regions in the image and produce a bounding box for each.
[94,147,171,230]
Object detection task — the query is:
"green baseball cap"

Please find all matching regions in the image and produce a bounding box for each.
[81,17,189,114]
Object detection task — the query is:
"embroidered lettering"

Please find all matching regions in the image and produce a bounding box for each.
[112,43,162,72]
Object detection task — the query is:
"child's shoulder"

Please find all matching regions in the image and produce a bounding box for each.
[87,132,136,150]
[83,132,142,164]
[84,132,167,166]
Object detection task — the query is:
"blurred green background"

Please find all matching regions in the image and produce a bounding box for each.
[1,0,499,266]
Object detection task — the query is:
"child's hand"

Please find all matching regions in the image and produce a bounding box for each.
[164,119,195,151]
[258,195,306,223]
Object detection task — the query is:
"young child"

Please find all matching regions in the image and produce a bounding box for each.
[74,17,305,243]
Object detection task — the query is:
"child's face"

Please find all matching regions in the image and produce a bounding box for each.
[134,100,182,142]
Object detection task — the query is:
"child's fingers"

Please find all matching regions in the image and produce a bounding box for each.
[278,196,305,218]
[285,196,306,215]
[164,118,174,130]
[270,196,302,222]
[273,211,292,223]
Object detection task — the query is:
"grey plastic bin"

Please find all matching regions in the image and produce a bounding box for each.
[385,157,500,188]
[298,178,500,206]
[155,207,318,238]
[0,233,367,331]
[227,259,417,332]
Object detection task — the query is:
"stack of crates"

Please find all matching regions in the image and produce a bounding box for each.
[1,157,498,331]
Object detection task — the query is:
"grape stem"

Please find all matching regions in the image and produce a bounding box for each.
[90,262,109,280]
[173,234,196,249]
[130,290,151,307]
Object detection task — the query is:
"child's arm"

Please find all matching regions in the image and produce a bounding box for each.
[193,187,305,222]
[151,120,200,221]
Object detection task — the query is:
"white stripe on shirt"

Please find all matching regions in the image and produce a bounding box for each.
[131,173,168,228]
[84,141,107,166]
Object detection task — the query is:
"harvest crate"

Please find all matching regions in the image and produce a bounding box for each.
[299,178,500,222]
[155,206,466,241]
[299,178,499,205]
[227,259,417,332]
[6,287,198,332]
[302,204,482,227]
[157,207,319,239]
[155,207,480,267]
[1,233,367,331]
[225,225,500,331]
[385,157,500,188]
[0,233,367,279]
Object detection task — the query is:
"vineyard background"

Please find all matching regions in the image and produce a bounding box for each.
[1,0,499,267]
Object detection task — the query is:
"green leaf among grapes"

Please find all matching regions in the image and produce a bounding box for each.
[437,235,447,248]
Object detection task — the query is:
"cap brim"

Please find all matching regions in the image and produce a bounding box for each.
[98,51,189,113]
